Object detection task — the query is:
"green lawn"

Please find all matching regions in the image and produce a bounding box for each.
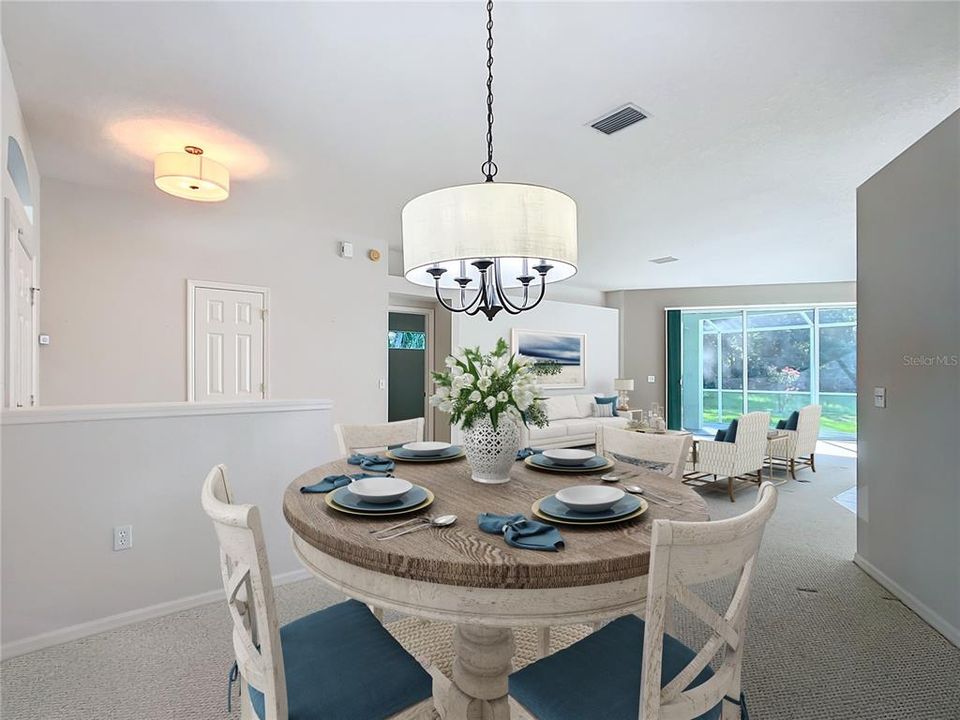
[699,390,856,438]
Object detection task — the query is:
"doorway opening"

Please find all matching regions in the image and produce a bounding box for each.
[388,307,434,439]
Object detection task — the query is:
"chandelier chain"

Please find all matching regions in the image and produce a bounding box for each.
[482,0,498,182]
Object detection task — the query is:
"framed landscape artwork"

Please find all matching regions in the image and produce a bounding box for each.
[511,329,586,389]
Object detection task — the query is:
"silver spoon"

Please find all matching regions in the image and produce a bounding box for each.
[622,485,680,506]
[369,515,434,534]
[375,514,457,540]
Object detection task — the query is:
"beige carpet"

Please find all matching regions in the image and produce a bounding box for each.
[3,453,959,719]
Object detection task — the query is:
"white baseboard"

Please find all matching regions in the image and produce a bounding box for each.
[853,553,959,648]
[1,568,312,660]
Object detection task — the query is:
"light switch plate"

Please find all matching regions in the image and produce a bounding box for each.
[647,375,656,383]
[873,387,886,408]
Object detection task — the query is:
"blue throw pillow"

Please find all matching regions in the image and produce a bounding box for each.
[714,429,726,441]
[785,410,800,431]
[776,419,787,430]
[594,395,618,417]
[723,418,739,443]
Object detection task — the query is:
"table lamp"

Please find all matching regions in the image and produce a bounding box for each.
[614,378,635,410]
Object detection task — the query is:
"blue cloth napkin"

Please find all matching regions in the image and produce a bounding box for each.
[516,447,543,461]
[348,453,395,473]
[478,513,564,551]
[300,472,378,494]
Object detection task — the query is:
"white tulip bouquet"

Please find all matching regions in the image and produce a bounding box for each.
[430,338,560,430]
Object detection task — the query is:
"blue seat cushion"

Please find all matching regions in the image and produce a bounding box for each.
[510,615,721,720]
[249,599,431,720]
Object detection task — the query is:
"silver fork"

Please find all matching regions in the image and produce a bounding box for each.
[369,516,432,535]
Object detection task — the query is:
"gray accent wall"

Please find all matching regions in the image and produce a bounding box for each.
[607,282,856,413]
[855,110,959,645]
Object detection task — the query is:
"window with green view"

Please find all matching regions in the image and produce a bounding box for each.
[387,330,426,350]
[676,305,856,439]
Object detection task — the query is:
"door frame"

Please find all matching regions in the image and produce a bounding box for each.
[387,304,435,440]
[5,197,39,408]
[186,279,270,402]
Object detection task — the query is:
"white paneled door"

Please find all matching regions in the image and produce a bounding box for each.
[191,284,267,402]
[6,200,37,409]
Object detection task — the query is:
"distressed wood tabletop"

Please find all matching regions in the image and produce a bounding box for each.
[283,457,708,590]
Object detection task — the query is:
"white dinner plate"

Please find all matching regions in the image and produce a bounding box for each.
[541,448,597,466]
[346,476,413,504]
[554,485,626,513]
[401,441,454,456]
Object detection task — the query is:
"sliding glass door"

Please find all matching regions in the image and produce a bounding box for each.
[675,305,856,439]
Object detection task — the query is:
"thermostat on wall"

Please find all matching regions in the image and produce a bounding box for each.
[338,241,354,259]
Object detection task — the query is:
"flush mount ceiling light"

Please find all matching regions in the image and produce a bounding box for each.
[401,0,578,321]
[154,146,229,202]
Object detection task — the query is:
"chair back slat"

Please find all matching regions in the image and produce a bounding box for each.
[639,482,778,720]
[730,412,770,473]
[796,404,822,456]
[201,465,287,720]
[599,427,692,482]
[334,418,425,455]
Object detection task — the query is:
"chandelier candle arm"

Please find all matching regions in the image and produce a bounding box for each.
[400,0,578,321]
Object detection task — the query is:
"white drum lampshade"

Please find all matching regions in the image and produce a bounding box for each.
[614,378,635,410]
[154,146,229,202]
[402,182,577,289]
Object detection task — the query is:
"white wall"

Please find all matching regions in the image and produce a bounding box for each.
[1,44,40,237]
[451,299,620,397]
[1,400,334,656]
[37,177,388,425]
[2,43,42,407]
[855,110,959,646]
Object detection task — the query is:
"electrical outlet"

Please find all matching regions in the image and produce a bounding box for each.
[113,525,133,551]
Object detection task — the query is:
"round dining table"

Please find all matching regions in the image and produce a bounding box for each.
[283,456,708,720]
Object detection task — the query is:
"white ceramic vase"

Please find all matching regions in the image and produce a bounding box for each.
[462,415,521,484]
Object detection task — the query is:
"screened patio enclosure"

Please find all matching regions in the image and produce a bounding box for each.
[668,305,857,440]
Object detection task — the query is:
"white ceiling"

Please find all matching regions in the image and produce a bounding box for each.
[3,1,957,291]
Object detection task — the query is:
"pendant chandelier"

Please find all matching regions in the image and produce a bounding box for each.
[401,0,578,321]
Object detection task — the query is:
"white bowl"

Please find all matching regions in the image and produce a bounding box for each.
[347,477,414,504]
[555,485,625,513]
[401,441,453,457]
[542,448,596,466]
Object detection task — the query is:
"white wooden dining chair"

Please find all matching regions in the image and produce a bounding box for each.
[201,465,434,720]
[534,427,695,658]
[598,426,693,482]
[334,417,425,455]
[684,412,770,501]
[510,482,779,720]
[771,404,822,479]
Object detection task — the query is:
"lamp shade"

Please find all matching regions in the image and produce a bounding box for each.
[154,151,229,202]
[402,182,577,289]
[614,378,635,391]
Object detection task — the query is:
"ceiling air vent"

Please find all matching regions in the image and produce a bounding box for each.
[649,256,679,264]
[589,103,648,135]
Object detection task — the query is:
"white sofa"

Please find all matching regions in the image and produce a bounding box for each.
[521,393,629,450]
